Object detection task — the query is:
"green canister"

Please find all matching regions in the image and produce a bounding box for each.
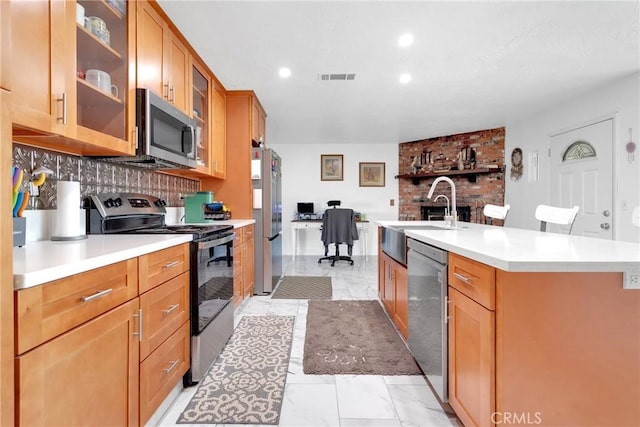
[184,191,214,223]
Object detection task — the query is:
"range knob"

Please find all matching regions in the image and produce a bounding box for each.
[104,198,115,208]
[113,197,123,207]
[155,199,167,207]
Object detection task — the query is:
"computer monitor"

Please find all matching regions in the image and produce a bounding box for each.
[297,202,314,214]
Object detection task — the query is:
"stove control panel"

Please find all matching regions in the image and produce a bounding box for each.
[89,192,167,218]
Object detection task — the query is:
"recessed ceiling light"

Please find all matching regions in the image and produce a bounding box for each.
[279,67,291,78]
[399,73,412,84]
[398,33,414,48]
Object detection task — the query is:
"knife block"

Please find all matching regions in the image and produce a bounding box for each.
[13,217,26,247]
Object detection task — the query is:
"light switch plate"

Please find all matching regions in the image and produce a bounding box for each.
[623,271,640,289]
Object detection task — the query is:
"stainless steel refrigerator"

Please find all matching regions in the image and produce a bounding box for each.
[251,147,283,294]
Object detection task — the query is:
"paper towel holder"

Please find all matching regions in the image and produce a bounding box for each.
[51,179,88,241]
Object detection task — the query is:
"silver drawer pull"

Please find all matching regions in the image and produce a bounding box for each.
[81,288,113,302]
[164,261,179,269]
[162,304,180,315]
[163,359,179,374]
[453,272,473,284]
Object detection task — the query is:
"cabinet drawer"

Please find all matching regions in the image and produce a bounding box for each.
[140,272,190,360]
[242,225,254,241]
[139,320,190,425]
[233,232,242,247]
[449,253,495,310]
[15,258,138,355]
[139,243,190,293]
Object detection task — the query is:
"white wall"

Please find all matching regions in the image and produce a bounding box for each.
[505,72,640,242]
[269,143,398,255]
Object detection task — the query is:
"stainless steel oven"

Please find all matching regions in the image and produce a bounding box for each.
[407,237,450,408]
[187,230,235,385]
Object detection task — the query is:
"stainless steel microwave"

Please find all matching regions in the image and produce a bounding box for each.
[133,88,197,169]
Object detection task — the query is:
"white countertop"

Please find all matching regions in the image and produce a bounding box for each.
[13,235,193,290]
[376,220,640,273]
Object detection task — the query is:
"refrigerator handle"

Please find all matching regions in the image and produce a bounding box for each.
[268,232,282,242]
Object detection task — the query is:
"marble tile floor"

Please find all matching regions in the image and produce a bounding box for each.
[156,255,460,427]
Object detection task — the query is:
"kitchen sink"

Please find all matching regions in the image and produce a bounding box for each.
[382,223,467,265]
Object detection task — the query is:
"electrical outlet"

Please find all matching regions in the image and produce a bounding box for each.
[390,199,395,206]
[623,272,640,290]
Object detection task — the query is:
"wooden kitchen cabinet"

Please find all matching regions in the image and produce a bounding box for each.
[448,254,496,427]
[233,225,255,305]
[203,91,266,218]
[16,298,140,426]
[140,264,191,425]
[137,0,189,114]
[11,0,136,156]
[378,251,408,339]
[252,98,266,145]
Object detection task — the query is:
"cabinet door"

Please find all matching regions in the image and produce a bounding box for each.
[75,0,134,153]
[382,256,396,317]
[243,226,255,297]
[251,98,266,144]
[136,1,167,99]
[211,80,227,178]
[232,233,243,306]
[10,0,75,136]
[167,33,189,113]
[393,261,408,339]
[16,299,140,426]
[448,287,495,427]
[191,59,211,174]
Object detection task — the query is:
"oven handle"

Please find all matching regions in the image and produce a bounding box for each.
[197,232,236,250]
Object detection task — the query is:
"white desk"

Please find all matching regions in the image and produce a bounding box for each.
[291,220,369,260]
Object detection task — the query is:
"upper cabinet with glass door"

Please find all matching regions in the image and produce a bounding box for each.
[75,0,135,155]
[191,60,211,174]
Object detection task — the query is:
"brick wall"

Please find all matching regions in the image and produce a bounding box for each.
[398,127,505,223]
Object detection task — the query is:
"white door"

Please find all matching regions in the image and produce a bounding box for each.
[550,119,613,238]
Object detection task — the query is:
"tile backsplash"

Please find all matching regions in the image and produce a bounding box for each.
[12,143,199,210]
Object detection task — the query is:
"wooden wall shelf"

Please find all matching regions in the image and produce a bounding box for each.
[395,167,502,184]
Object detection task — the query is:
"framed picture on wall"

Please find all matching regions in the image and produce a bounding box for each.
[321,154,344,181]
[359,162,385,187]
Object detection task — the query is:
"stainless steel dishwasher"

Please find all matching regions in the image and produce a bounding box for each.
[407,238,449,405]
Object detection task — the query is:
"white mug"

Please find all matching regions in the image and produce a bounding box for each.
[76,4,85,26]
[85,69,118,98]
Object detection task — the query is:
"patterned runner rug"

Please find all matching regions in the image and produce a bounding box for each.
[177,315,294,425]
[304,300,422,375]
[271,275,332,299]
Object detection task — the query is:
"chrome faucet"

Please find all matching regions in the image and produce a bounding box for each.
[433,194,450,217]
[427,176,457,228]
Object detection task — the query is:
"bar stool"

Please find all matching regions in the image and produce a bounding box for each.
[535,204,580,234]
[483,203,510,225]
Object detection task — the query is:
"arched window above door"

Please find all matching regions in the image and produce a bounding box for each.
[562,140,596,161]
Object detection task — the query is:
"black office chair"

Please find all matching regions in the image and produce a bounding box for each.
[318,201,359,266]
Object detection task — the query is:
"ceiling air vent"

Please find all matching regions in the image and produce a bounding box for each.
[319,73,356,81]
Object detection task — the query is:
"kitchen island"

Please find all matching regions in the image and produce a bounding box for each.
[377,221,640,427]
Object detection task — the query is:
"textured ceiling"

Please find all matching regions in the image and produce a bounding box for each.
[158,0,640,145]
